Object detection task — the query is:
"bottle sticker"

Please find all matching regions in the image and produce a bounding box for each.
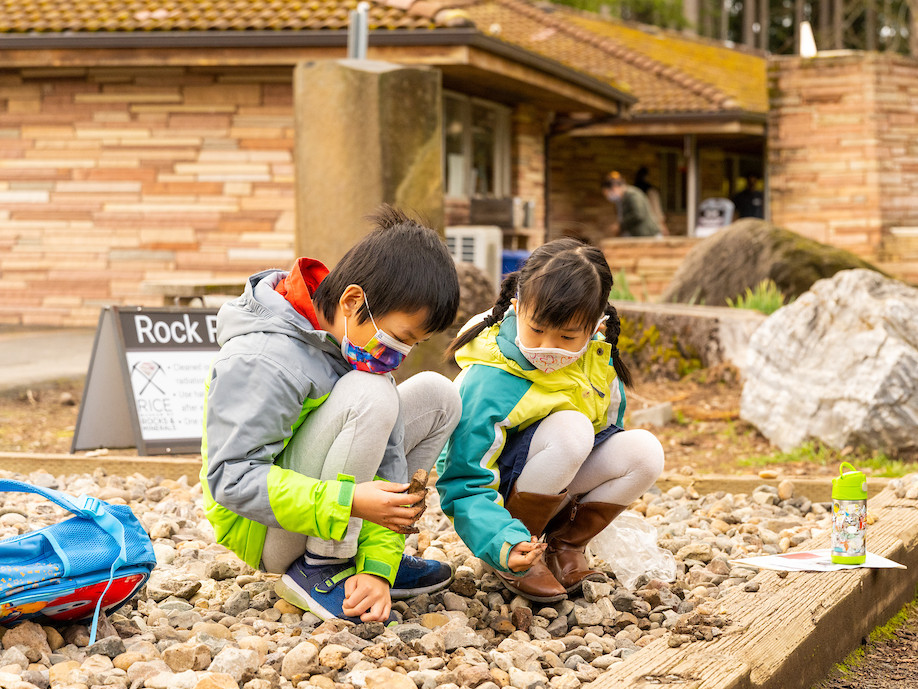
[832,499,867,557]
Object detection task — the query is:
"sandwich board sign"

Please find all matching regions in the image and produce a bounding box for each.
[72,306,220,456]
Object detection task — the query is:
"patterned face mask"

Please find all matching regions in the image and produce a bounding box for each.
[340,294,413,374]
[514,337,590,374]
[514,314,608,374]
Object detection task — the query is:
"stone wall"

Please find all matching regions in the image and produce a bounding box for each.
[0,66,297,326]
[0,65,579,326]
[768,52,918,269]
[509,104,550,250]
[601,237,697,301]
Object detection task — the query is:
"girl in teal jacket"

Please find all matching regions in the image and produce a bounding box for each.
[436,238,664,602]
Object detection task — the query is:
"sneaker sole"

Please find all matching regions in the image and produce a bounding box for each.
[276,575,400,627]
[390,570,456,600]
[276,575,340,622]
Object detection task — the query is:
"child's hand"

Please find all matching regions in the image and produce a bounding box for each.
[342,573,392,622]
[508,537,547,572]
[351,481,425,532]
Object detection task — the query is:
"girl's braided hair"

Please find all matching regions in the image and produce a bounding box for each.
[446,237,632,387]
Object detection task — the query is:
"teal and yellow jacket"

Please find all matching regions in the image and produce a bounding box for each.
[435,309,626,573]
[200,259,404,584]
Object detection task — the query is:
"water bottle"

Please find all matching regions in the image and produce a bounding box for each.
[831,461,867,565]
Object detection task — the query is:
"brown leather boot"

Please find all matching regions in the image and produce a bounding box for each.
[493,488,567,603]
[545,498,627,592]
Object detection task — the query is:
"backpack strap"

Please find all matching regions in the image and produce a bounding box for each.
[0,479,92,518]
[0,479,129,645]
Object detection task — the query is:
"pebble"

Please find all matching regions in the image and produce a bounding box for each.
[0,466,879,689]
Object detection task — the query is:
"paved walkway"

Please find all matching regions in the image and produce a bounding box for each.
[0,328,96,390]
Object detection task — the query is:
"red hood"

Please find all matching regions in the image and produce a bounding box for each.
[274,257,330,328]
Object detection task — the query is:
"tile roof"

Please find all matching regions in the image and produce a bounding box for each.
[0,0,767,116]
[457,0,767,115]
[0,0,441,32]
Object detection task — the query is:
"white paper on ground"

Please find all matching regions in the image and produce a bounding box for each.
[730,549,906,572]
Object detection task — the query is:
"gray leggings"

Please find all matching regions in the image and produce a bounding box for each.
[261,370,461,573]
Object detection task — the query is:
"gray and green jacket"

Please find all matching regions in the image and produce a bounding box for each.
[200,264,406,584]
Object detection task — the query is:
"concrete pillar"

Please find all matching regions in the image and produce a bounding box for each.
[294,59,443,266]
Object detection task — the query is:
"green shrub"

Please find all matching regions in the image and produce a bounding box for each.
[726,279,789,315]
[609,269,637,301]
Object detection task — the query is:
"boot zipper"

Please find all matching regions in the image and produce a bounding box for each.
[569,497,580,522]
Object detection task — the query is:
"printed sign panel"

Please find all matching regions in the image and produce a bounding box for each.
[72,307,221,456]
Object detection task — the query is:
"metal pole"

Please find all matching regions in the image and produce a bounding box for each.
[347,2,369,59]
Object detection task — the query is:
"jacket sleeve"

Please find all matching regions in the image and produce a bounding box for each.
[435,365,532,572]
[204,348,352,541]
[355,512,405,585]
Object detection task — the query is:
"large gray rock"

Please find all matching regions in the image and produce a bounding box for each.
[740,269,918,452]
[662,220,882,307]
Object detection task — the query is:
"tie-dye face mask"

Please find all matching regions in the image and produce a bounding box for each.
[340,295,413,374]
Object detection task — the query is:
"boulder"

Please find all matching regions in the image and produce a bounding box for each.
[740,269,918,453]
[662,220,882,306]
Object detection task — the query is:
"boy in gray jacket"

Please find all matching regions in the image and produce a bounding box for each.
[201,207,461,624]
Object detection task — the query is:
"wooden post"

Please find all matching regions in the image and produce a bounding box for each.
[758,0,770,50]
[794,0,806,52]
[832,0,844,48]
[685,134,698,237]
[742,0,756,46]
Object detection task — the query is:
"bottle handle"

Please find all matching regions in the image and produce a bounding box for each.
[839,461,858,475]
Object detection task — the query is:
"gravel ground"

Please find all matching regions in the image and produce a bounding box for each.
[2,469,911,689]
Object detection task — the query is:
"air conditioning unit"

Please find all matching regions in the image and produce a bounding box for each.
[445,225,503,290]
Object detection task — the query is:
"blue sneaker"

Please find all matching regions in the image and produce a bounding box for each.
[276,558,397,625]
[390,555,454,600]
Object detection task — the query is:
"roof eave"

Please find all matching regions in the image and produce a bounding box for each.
[569,109,767,136]
[0,27,636,108]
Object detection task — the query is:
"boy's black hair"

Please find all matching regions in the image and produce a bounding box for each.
[313,205,459,334]
[446,237,632,387]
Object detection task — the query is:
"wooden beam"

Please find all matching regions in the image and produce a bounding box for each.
[569,120,765,137]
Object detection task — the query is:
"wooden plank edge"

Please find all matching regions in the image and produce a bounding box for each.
[586,488,918,689]
[0,452,201,482]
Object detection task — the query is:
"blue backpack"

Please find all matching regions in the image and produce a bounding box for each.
[0,479,156,644]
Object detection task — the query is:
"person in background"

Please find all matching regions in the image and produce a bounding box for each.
[732,174,765,219]
[633,166,669,235]
[601,171,662,238]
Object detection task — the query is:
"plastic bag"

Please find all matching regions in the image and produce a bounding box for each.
[587,510,677,590]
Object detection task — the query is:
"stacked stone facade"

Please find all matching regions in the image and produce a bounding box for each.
[0,67,557,326]
[0,66,297,326]
[769,52,918,279]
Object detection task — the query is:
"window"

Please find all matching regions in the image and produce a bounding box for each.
[443,93,510,198]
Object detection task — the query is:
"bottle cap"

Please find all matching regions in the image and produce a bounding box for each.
[832,461,867,501]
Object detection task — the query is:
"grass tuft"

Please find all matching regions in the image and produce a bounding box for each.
[739,441,918,478]
[726,279,790,315]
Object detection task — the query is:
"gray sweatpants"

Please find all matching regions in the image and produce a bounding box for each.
[261,370,461,573]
